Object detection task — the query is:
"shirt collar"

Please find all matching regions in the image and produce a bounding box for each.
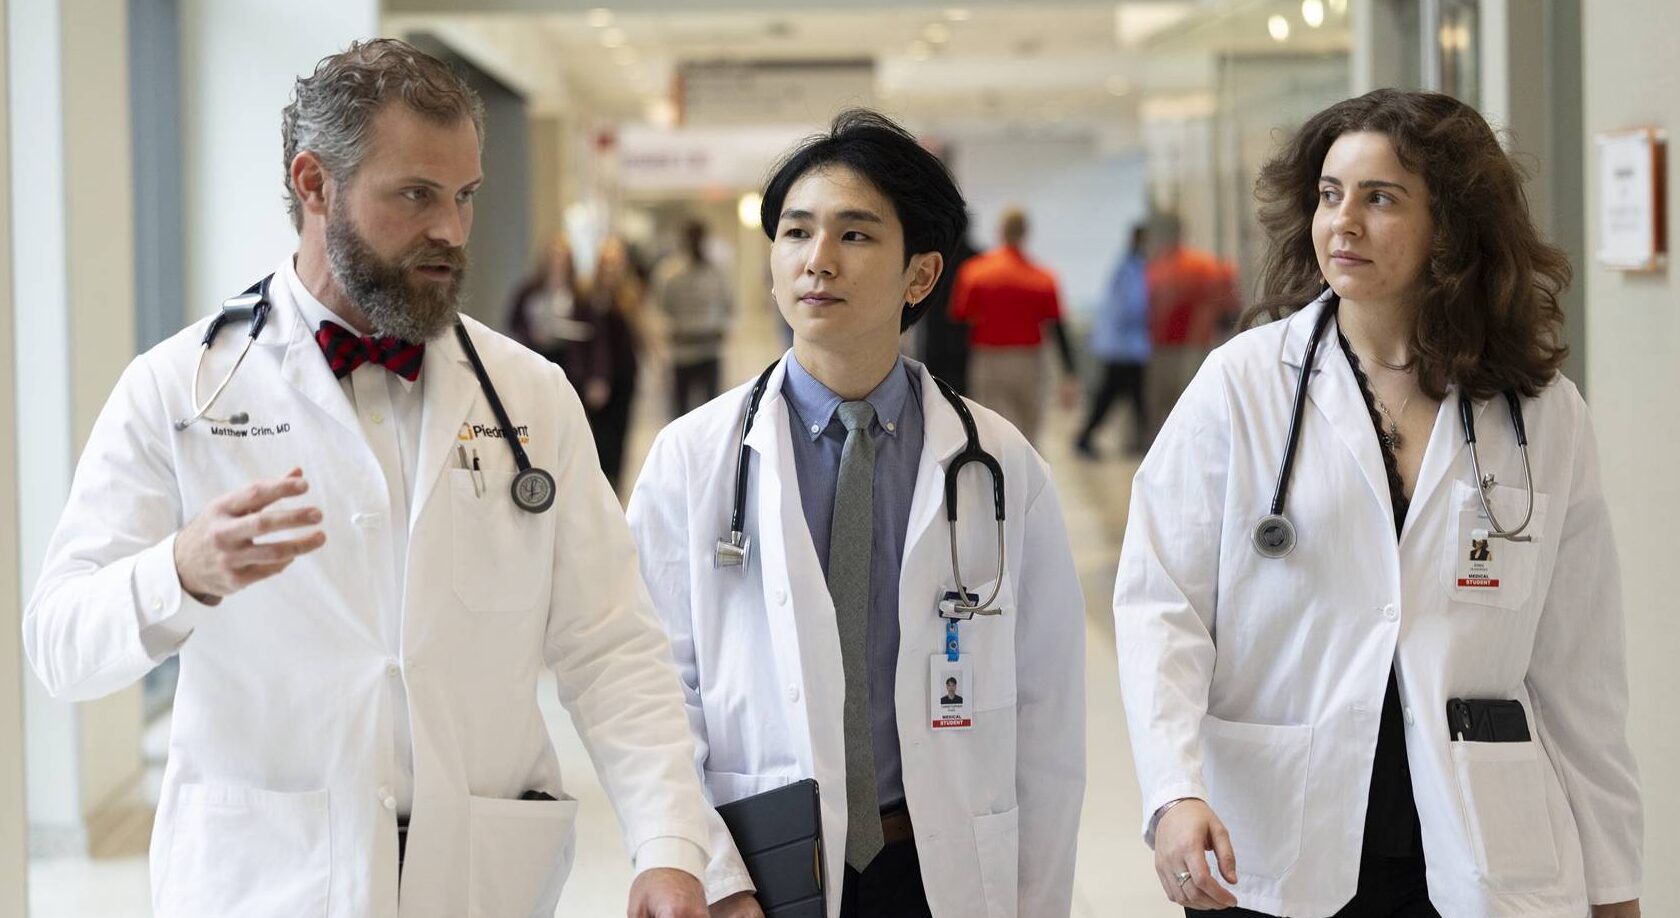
[783,351,912,441]
[285,256,419,391]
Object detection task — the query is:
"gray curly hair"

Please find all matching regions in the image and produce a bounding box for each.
[281,38,484,230]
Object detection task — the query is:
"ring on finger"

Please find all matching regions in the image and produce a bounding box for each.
[1174,870,1193,888]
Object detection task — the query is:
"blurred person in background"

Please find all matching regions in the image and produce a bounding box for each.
[913,231,979,395]
[949,207,1078,446]
[1144,212,1239,444]
[1075,222,1151,459]
[573,234,649,488]
[506,232,584,366]
[651,219,734,417]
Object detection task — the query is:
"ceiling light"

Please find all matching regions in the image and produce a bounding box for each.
[924,22,952,44]
[737,193,763,229]
[944,8,971,21]
[1301,0,1325,28]
[908,40,932,61]
[1115,2,1195,47]
[586,8,613,28]
[601,28,627,49]
[1105,75,1132,96]
[646,98,677,128]
[1267,14,1291,42]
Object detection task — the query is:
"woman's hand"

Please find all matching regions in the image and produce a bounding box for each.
[1591,901,1640,918]
[709,891,766,918]
[1154,799,1240,910]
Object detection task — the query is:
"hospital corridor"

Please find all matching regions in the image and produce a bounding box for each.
[2,1,1677,917]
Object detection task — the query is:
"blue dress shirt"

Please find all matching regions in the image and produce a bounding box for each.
[782,351,924,813]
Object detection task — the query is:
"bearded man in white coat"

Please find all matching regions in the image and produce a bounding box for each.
[23,39,709,918]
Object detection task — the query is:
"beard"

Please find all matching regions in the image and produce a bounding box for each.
[325,201,468,344]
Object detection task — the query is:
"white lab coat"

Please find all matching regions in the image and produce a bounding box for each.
[1114,292,1642,918]
[626,354,1086,918]
[24,261,711,918]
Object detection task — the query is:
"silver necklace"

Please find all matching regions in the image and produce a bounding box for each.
[1373,390,1411,450]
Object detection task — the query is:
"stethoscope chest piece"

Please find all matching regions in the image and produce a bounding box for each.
[511,467,556,514]
[1252,513,1297,559]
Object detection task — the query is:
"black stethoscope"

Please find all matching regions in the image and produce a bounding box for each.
[174,274,556,514]
[715,360,1008,618]
[1253,295,1536,558]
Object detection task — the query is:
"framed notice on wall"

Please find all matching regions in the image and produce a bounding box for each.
[1595,128,1667,271]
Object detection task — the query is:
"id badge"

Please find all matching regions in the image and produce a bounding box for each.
[1455,506,1503,591]
[929,655,974,730]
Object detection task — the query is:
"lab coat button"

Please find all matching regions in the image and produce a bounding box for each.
[378,787,396,809]
[1381,604,1398,620]
[386,663,400,677]
[353,512,381,529]
[786,684,800,702]
[371,411,385,425]
[150,598,163,612]
[1404,707,1416,726]
[774,589,788,605]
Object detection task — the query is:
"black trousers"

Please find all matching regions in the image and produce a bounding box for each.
[839,840,932,918]
[1078,361,1147,450]
[671,357,721,418]
[585,375,636,488]
[1186,854,1439,918]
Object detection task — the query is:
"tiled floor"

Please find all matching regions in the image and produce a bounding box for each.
[26,314,1178,917]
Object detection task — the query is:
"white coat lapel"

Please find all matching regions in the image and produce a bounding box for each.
[409,324,479,532]
[1404,387,1490,542]
[902,366,972,585]
[1280,298,1394,529]
[272,280,363,441]
[742,357,827,778]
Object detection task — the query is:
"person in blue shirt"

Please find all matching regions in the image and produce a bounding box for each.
[1076,223,1152,458]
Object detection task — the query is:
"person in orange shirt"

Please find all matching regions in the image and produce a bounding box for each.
[1144,213,1239,443]
[949,208,1077,445]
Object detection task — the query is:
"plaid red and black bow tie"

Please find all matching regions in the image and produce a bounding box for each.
[314,321,425,382]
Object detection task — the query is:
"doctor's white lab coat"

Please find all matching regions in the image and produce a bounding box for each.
[24,261,711,917]
[1115,293,1642,918]
[626,355,1087,918]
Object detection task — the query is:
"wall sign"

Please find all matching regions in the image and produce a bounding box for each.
[1595,128,1667,271]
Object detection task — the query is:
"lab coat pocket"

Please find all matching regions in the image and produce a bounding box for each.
[1449,740,1560,890]
[971,806,1020,918]
[451,469,551,612]
[466,792,580,918]
[1199,715,1312,880]
[703,770,792,806]
[1441,482,1550,611]
[160,783,331,918]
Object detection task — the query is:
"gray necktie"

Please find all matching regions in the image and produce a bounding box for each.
[830,400,884,869]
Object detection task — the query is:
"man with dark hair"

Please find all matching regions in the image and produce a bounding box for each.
[24,39,709,918]
[629,109,1086,918]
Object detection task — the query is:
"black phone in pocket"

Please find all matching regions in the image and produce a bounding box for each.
[1447,698,1532,742]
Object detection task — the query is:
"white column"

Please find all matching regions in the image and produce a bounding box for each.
[1584,4,1680,913]
[0,0,28,905]
[180,0,378,319]
[13,0,146,855]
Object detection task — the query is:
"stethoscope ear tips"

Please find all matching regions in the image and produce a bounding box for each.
[1253,514,1297,559]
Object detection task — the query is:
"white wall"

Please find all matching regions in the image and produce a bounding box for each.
[0,0,27,904]
[1583,6,1680,911]
[948,131,1150,321]
[180,0,379,320]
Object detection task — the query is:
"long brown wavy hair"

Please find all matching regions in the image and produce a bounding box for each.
[1246,89,1570,400]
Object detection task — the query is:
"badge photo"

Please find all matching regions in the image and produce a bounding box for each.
[928,655,973,730]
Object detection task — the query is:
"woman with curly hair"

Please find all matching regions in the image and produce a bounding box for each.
[1115,89,1642,918]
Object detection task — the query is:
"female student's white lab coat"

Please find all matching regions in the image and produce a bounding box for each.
[1115,292,1642,918]
[23,261,710,917]
[627,354,1087,918]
